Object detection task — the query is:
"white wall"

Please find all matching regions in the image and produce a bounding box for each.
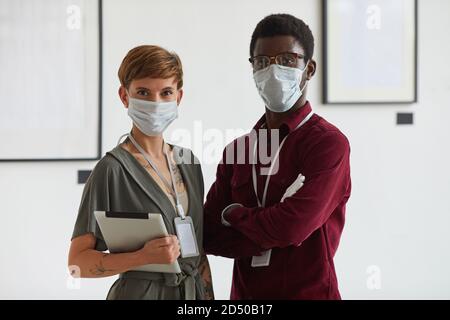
[1,0,450,299]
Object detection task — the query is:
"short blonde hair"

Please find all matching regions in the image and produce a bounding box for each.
[118,45,183,89]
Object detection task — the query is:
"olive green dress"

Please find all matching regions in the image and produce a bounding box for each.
[71,143,205,300]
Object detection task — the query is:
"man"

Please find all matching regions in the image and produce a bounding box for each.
[203,14,351,299]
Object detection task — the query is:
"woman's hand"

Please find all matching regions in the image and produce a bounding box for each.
[139,235,181,265]
[68,234,181,279]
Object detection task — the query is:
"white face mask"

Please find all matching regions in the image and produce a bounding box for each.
[127,97,178,136]
[253,64,308,113]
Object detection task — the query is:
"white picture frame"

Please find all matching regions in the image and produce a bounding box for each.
[0,0,102,161]
[323,0,418,104]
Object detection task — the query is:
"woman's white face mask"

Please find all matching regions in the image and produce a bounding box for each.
[253,63,308,113]
[127,95,178,136]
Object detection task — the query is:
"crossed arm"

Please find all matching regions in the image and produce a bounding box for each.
[204,132,351,254]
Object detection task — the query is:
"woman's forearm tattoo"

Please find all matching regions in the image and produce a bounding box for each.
[199,255,215,300]
[89,253,114,276]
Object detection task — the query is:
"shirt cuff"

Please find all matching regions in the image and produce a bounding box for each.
[221,203,243,227]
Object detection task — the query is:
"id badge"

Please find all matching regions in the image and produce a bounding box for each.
[174,216,200,258]
[251,249,272,267]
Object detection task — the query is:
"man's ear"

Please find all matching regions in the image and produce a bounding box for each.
[176,89,184,106]
[306,59,317,81]
[118,86,129,108]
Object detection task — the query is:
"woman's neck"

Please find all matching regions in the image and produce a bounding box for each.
[130,126,165,159]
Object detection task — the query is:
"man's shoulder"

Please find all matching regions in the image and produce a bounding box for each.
[309,113,347,136]
[306,114,350,148]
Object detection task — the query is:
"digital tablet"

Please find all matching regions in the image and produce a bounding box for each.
[94,211,181,274]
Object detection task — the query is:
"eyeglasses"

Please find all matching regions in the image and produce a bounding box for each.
[249,52,305,71]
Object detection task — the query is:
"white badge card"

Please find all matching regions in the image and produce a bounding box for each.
[251,249,272,267]
[174,217,200,258]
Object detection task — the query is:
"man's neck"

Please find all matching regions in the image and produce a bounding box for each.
[130,126,165,159]
[265,98,307,130]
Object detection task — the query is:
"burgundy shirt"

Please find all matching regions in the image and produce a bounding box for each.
[203,101,351,300]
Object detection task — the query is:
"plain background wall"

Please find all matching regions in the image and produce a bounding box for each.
[1,0,449,299]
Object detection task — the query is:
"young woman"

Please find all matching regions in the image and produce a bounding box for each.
[68,45,213,300]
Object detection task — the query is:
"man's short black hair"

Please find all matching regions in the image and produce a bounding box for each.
[250,13,315,62]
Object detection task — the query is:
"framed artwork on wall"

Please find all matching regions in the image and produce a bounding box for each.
[0,0,102,161]
[322,0,418,104]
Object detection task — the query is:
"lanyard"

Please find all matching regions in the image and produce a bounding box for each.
[125,133,186,219]
[252,111,314,207]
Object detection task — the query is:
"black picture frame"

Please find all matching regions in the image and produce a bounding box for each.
[0,0,103,162]
[322,0,418,105]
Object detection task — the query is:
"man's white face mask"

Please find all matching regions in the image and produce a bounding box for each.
[253,63,308,113]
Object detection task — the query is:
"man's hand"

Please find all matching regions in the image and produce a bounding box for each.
[281,173,306,202]
[221,203,244,227]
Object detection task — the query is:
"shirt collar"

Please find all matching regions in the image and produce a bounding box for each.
[253,101,313,134]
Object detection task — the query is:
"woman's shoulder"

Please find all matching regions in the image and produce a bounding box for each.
[90,148,124,179]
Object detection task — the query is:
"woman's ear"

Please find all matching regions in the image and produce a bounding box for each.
[306,59,317,81]
[176,89,184,106]
[118,86,129,108]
